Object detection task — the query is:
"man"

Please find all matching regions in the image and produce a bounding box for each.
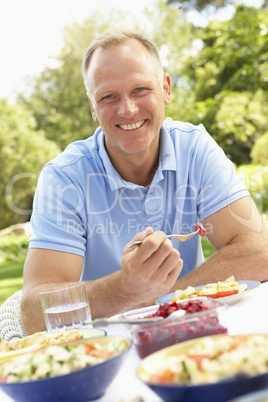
[21,30,268,335]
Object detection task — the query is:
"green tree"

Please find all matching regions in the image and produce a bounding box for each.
[145,0,196,76]
[251,131,268,166]
[0,99,60,229]
[169,5,268,164]
[167,0,232,12]
[144,0,198,122]
[166,0,266,13]
[17,1,268,168]
[236,164,268,215]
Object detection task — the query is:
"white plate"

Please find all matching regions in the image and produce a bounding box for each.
[121,305,159,320]
[230,389,268,401]
[156,280,261,306]
[67,327,106,338]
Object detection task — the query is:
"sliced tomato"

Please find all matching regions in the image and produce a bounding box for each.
[91,350,114,358]
[150,369,175,384]
[204,289,239,299]
[84,343,96,354]
[0,376,8,383]
[187,354,211,369]
[194,223,206,236]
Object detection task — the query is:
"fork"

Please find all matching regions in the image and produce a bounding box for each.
[128,228,200,249]
[82,317,164,326]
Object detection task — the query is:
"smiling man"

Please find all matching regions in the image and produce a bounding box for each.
[86,37,170,181]
[21,30,268,335]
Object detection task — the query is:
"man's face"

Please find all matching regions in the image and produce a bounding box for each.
[86,39,171,160]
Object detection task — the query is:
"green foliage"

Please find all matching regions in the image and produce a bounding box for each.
[145,0,196,76]
[166,0,232,12]
[0,234,28,307]
[236,164,268,214]
[0,234,29,263]
[193,6,268,98]
[185,90,268,164]
[0,261,24,308]
[17,2,268,166]
[263,0,268,10]
[201,237,216,259]
[145,1,200,122]
[170,5,268,165]
[0,100,61,229]
[251,131,268,165]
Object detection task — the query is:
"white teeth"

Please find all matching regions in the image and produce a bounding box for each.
[119,120,145,130]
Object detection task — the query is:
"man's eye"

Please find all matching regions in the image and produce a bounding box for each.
[134,87,149,95]
[103,94,114,100]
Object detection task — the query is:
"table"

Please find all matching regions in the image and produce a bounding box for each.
[1,282,267,402]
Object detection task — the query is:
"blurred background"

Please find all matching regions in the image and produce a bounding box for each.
[0,0,267,306]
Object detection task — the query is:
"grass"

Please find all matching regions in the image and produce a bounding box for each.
[202,237,216,260]
[0,261,24,307]
[0,234,28,307]
[0,236,216,307]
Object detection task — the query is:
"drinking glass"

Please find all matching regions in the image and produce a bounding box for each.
[40,282,91,332]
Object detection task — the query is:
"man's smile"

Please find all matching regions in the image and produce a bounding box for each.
[117,120,145,131]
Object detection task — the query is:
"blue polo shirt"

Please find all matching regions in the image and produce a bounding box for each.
[29,118,249,280]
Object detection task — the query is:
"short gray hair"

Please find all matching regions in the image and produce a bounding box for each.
[81,30,163,96]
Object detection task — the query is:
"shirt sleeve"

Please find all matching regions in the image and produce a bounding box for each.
[29,163,87,256]
[192,125,250,221]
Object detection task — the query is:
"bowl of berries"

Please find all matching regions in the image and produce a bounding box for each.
[123,297,228,359]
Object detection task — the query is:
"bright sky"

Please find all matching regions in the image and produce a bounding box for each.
[0,0,157,100]
[0,0,264,101]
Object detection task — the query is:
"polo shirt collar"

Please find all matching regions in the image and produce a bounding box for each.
[159,123,177,172]
[98,123,176,191]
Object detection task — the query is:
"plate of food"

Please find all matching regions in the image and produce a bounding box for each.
[137,333,268,402]
[0,327,106,362]
[156,276,261,306]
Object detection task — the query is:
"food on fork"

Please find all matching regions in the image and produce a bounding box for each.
[194,223,206,236]
[170,276,248,301]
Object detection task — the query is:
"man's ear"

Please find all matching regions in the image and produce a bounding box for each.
[163,73,171,105]
[88,98,98,122]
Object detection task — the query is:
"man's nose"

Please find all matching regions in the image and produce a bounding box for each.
[118,95,138,116]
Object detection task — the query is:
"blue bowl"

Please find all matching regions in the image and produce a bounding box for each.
[144,372,268,402]
[137,334,268,402]
[0,336,131,402]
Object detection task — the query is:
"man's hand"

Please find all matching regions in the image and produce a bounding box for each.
[21,230,182,335]
[121,227,183,304]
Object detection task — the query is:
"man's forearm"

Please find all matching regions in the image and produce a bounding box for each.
[21,281,82,335]
[84,271,143,319]
[21,272,141,335]
[172,232,268,292]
